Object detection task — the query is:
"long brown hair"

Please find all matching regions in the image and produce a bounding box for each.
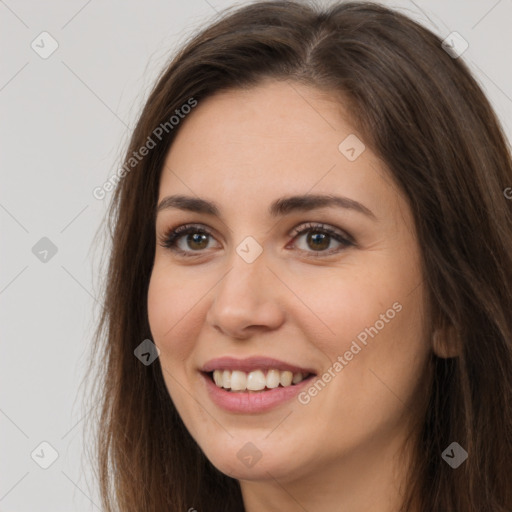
[83,1,512,510]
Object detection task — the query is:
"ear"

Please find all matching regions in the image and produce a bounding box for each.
[432,326,462,358]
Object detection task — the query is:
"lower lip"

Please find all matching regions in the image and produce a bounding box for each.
[201,372,315,413]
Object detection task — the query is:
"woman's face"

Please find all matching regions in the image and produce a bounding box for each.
[148,80,431,484]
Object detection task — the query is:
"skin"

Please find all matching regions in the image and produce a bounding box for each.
[147,79,432,512]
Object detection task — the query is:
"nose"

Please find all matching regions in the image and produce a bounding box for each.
[205,250,286,339]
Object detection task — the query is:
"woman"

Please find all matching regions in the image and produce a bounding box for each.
[85,1,512,511]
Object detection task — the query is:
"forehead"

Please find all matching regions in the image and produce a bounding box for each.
[158,80,399,222]
[163,81,353,174]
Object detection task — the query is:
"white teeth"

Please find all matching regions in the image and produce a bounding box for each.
[210,368,309,391]
[292,372,304,384]
[222,369,231,388]
[266,369,280,389]
[213,370,223,387]
[246,370,266,391]
[230,370,247,391]
[280,370,293,387]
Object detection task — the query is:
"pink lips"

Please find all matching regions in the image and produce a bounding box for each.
[200,356,317,414]
[201,356,316,375]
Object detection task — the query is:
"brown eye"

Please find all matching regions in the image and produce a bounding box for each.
[305,232,331,251]
[159,224,219,257]
[184,233,209,250]
[289,222,354,257]
[159,222,354,259]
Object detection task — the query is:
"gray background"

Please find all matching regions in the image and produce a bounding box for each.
[1,0,511,510]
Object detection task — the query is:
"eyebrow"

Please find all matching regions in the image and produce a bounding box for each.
[156,193,377,220]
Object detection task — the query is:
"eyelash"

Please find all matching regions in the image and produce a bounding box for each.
[157,222,355,259]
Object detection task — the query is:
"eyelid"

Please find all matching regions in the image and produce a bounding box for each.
[289,221,355,244]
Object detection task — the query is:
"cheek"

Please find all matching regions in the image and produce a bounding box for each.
[147,266,202,363]
[147,269,172,341]
[294,249,428,397]
[322,278,428,412]
[287,263,413,356]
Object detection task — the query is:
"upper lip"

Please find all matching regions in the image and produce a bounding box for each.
[201,356,317,375]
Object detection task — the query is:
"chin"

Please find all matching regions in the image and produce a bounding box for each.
[199,437,306,482]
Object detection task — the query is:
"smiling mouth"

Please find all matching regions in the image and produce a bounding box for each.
[205,369,315,393]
